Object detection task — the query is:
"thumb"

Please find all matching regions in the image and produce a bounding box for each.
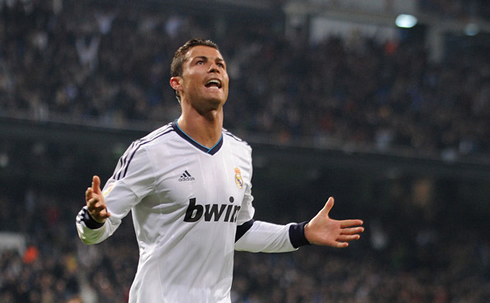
[92,175,101,194]
[321,197,335,217]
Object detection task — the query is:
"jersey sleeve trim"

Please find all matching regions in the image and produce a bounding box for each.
[77,206,105,229]
[235,219,254,242]
[289,221,311,248]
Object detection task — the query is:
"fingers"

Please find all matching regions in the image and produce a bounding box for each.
[93,207,110,220]
[85,175,110,223]
[333,233,363,248]
[85,176,100,202]
[86,176,103,205]
[340,219,364,228]
[337,233,361,242]
[334,242,350,248]
[85,187,92,201]
[88,197,104,212]
[340,226,365,235]
[86,194,110,223]
[325,197,364,247]
[324,198,363,230]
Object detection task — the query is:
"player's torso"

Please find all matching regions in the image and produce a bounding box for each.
[133,129,246,243]
[128,127,251,299]
[164,149,246,226]
[137,130,250,224]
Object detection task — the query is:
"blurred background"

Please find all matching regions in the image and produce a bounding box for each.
[0,0,489,302]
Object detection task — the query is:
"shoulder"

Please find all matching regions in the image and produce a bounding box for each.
[120,123,175,159]
[138,122,176,146]
[223,128,251,149]
[111,123,176,181]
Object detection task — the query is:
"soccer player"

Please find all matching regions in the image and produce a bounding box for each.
[76,39,364,303]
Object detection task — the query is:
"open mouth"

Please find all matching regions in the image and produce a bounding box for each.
[205,79,222,89]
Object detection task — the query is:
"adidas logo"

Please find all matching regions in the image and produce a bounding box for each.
[178,170,195,182]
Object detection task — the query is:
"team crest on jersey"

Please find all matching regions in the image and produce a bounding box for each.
[103,183,115,196]
[234,167,243,189]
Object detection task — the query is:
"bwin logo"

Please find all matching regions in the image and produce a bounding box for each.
[179,170,195,182]
[184,197,241,223]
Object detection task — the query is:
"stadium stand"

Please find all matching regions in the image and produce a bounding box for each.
[0,0,489,302]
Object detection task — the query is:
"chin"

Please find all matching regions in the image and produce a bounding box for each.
[208,99,225,110]
[207,94,227,106]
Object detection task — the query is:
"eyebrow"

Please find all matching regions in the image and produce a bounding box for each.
[192,56,226,64]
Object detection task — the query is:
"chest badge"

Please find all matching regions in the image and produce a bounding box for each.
[103,183,115,196]
[234,167,244,189]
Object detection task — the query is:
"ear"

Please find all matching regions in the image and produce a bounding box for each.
[170,76,182,91]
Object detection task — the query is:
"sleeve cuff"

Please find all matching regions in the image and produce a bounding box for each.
[81,207,105,229]
[289,221,311,248]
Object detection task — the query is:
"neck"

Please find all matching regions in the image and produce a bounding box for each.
[177,109,223,149]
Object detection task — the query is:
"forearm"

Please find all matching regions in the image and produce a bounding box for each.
[234,220,310,253]
[76,206,115,245]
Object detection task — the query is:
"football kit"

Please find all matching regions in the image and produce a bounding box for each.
[76,120,309,303]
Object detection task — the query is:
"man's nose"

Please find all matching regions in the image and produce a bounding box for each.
[208,62,220,73]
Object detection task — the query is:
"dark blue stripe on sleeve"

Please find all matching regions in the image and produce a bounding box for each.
[235,219,255,242]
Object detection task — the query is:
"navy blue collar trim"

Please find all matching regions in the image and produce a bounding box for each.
[172,120,223,155]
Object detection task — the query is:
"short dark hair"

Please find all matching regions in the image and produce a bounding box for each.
[170,39,219,78]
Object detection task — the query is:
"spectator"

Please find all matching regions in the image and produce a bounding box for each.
[0,1,489,301]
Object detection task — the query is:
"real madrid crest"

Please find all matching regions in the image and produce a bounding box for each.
[103,183,115,196]
[234,167,244,189]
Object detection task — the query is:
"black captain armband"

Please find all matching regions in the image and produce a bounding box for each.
[289,221,311,248]
[80,207,105,229]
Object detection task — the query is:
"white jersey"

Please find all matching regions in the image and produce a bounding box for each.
[76,121,309,303]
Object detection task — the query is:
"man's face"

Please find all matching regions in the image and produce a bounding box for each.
[172,45,229,112]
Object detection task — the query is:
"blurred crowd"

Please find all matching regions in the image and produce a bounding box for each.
[0,0,489,161]
[0,186,489,303]
[1,0,490,302]
[418,0,489,20]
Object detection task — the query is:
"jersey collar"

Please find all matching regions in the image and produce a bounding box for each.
[172,120,223,155]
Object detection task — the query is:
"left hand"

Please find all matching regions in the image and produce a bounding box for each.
[304,197,364,248]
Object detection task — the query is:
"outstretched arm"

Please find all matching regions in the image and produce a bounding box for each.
[305,197,364,248]
[85,175,111,223]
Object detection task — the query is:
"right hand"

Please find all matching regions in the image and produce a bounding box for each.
[85,175,111,223]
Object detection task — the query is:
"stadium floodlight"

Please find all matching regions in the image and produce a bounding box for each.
[395,14,418,29]
[464,23,480,36]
